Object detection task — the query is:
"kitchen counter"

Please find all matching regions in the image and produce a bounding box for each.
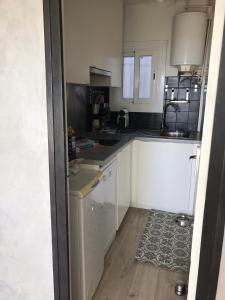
[69,166,102,197]
[77,130,201,166]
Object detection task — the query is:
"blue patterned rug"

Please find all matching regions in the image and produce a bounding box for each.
[135,210,193,273]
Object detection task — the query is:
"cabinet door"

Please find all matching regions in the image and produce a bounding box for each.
[132,140,197,215]
[189,145,201,215]
[83,182,104,300]
[102,160,117,254]
[63,0,123,86]
[62,0,90,84]
[117,143,132,229]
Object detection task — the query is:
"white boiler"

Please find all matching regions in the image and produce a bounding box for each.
[171,12,208,69]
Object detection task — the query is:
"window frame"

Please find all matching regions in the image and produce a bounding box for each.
[137,54,153,100]
[122,51,135,101]
[122,49,158,104]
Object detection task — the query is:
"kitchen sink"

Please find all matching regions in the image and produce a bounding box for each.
[160,130,190,138]
[97,139,120,146]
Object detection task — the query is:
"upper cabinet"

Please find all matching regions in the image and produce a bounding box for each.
[62,0,123,87]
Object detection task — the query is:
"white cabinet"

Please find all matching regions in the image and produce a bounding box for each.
[83,183,105,300]
[102,160,117,254]
[69,161,117,300]
[70,177,105,300]
[63,0,123,86]
[189,145,201,215]
[117,143,132,229]
[131,140,200,215]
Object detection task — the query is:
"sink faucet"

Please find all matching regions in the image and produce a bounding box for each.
[161,102,180,132]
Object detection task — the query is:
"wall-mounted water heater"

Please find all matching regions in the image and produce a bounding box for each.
[171,12,208,72]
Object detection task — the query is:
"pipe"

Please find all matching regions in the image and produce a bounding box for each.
[197,17,213,132]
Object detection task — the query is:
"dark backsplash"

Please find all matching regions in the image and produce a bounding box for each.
[67,84,91,137]
[110,76,201,132]
[164,76,201,132]
[68,77,201,135]
[109,112,162,130]
[67,84,110,136]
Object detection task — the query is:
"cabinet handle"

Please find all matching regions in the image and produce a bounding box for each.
[189,155,197,160]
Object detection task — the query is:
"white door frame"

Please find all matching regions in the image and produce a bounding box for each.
[188,1,225,299]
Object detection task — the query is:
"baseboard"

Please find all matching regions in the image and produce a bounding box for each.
[131,202,152,210]
[131,202,191,214]
[104,232,116,256]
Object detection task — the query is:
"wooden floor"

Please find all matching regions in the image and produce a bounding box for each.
[93,208,188,300]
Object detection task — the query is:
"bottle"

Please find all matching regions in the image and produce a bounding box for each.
[71,135,76,160]
[68,126,76,161]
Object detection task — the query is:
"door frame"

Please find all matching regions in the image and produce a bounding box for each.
[187,1,225,298]
[42,0,225,299]
[195,24,225,300]
[43,0,70,299]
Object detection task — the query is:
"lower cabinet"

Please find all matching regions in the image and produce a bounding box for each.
[117,143,132,229]
[69,179,105,300]
[102,160,117,254]
[131,139,200,215]
[83,184,105,300]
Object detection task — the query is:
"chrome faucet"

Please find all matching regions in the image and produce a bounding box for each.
[161,102,180,132]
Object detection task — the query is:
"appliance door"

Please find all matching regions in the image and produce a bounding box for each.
[102,160,117,254]
[83,178,104,300]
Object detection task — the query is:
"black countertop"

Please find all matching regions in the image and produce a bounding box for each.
[77,130,201,166]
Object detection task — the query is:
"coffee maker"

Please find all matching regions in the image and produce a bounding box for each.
[91,94,110,131]
[117,109,129,130]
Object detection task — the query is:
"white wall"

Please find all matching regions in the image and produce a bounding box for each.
[0,0,54,299]
[188,0,225,299]
[124,0,213,75]
[110,0,211,113]
[124,1,186,76]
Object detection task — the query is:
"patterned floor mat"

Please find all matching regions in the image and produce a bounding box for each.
[135,210,193,273]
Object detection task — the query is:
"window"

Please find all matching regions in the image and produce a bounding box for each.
[139,56,152,99]
[122,51,156,103]
[122,56,135,99]
[118,41,166,112]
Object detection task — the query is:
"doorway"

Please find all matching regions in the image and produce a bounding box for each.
[43,0,225,299]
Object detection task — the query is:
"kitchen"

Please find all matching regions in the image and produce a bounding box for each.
[63,0,214,299]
